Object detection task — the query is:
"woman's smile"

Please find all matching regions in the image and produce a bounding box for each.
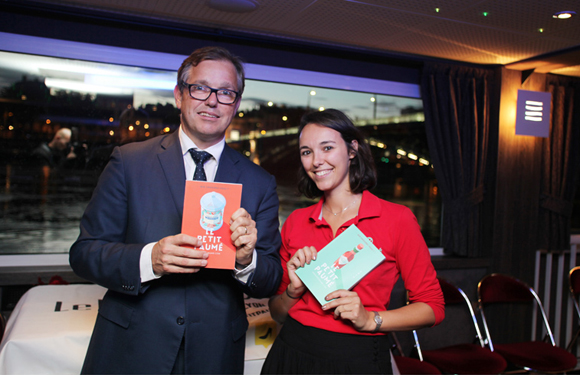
[314,169,333,178]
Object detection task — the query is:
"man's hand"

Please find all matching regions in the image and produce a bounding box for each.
[151,234,209,276]
[230,208,257,266]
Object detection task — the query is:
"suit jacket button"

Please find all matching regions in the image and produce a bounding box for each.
[177,317,185,325]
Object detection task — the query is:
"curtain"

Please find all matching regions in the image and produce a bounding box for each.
[421,63,493,257]
[538,75,580,250]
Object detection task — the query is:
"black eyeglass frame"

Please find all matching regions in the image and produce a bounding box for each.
[180,82,240,105]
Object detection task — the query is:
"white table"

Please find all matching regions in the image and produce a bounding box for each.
[0,285,106,375]
[0,285,277,375]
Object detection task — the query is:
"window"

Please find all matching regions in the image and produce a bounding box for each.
[0,34,441,257]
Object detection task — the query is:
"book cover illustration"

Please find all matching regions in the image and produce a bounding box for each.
[295,224,386,305]
[182,180,242,270]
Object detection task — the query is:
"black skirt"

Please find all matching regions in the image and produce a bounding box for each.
[261,316,393,374]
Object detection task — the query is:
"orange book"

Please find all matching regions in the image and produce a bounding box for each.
[182,180,242,270]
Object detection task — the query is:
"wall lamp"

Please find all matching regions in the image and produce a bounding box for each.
[515,89,551,137]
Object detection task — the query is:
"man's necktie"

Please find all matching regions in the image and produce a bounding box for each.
[188,148,212,181]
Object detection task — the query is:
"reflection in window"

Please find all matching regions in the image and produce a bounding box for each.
[0,50,440,255]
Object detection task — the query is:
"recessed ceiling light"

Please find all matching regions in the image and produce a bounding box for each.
[207,0,259,13]
[553,11,576,19]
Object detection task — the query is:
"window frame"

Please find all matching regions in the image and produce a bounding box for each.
[0,31,442,267]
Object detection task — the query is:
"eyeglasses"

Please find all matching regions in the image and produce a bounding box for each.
[181,82,239,105]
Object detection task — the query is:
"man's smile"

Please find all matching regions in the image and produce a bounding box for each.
[199,112,219,119]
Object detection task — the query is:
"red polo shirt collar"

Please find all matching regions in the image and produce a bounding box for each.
[308,190,382,226]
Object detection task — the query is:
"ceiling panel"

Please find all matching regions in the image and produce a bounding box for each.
[18,0,580,77]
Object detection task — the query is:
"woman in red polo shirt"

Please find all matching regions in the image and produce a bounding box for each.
[261,109,444,374]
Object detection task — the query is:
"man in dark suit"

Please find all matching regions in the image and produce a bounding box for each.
[69,46,282,374]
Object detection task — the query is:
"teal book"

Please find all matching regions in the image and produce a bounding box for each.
[295,224,386,305]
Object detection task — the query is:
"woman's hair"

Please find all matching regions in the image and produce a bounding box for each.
[297,109,377,199]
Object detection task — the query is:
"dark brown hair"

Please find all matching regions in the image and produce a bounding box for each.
[177,46,245,96]
[297,109,377,199]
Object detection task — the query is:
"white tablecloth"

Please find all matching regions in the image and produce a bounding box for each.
[0,285,278,375]
[0,285,106,375]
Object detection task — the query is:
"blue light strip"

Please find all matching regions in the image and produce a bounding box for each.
[0,31,420,98]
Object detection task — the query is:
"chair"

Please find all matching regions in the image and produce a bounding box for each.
[392,355,442,375]
[0,313,5,344]
[478,273,578,373]
[567,266,580,351]
[390,332,441,374]
[413,277,507,374]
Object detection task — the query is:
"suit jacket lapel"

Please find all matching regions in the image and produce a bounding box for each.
[215,145,243,183]
[157,131,187,216]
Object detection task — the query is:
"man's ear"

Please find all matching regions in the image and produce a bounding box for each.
[174,85,182,109]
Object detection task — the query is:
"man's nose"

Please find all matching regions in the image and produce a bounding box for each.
[205,91,219,105]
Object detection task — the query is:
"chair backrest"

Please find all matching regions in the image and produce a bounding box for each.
[478,273,556,351]
[478,273,535,304]
[570,266,580,299]
[437,277,485,347]
[567,267,580,351]
[413,277,485,357]
[570,267,580,319]
[0,313,5,344]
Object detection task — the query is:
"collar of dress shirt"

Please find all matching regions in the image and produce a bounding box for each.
[178,125,225,181]
[178,126,225,159]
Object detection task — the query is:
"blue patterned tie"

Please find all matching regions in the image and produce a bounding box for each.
[188,148,212,181]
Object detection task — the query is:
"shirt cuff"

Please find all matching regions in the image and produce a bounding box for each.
[140,242,161,283]
[233,249,257,284]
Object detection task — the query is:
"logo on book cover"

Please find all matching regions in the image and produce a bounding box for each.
[332,243,364,270]
[313,243,365,289]
[200,191,226,232]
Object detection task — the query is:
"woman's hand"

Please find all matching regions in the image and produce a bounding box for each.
[269,246,318,324]
[286,246,317,298]
[321,290,373,331]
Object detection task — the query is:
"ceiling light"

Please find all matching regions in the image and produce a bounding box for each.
[553,11,576,19]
